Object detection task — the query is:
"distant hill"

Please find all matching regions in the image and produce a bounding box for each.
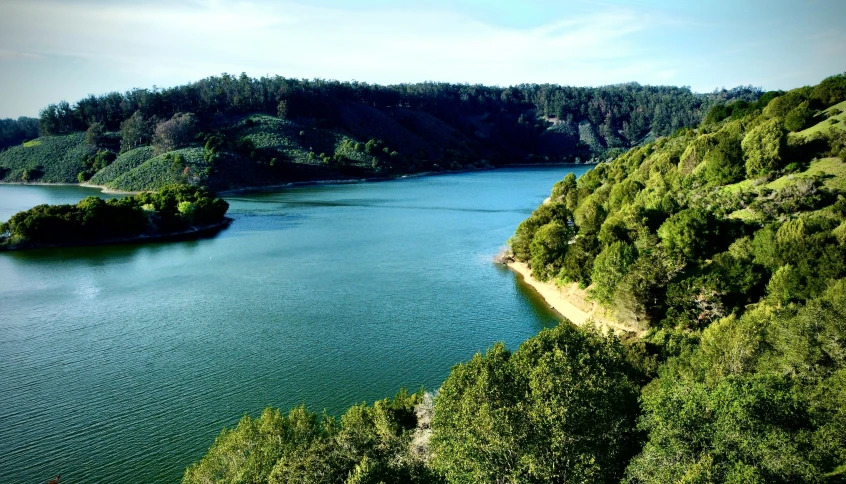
[0,75,760,191]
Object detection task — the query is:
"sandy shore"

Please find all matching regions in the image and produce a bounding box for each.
[506,260,645,337]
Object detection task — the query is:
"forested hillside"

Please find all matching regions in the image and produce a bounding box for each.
[0,74,759,191]
[506,72,846,482]
[181,73,846,483]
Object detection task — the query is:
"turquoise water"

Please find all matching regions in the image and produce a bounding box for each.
[0,166,588,483]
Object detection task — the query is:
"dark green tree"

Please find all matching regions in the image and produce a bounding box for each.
[431,324,640,483]
[742,118,787,177]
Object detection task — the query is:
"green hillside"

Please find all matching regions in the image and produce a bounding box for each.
[795,99,846,138]
[179,73,846,484]
[105,147,207,192]
[0,132,90,183]
[88,146,155,186]
[503,73,846,482]
[1,74,761,192]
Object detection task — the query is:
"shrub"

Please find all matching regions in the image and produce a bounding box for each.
[742,118,787,177]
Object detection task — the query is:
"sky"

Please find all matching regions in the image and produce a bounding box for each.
[0,0,844,118]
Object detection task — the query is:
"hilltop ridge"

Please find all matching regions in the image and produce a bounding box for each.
[0,75,760,192]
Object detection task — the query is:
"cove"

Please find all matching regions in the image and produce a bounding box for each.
[0,165,589,483]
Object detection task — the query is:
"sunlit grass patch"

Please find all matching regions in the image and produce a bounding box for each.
[795,100,846,138]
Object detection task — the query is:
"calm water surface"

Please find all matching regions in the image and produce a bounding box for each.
[0,166,589,483]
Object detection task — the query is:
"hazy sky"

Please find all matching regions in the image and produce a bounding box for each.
[1,0,844,118]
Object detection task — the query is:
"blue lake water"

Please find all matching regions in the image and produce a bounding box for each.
[0,166,588,483]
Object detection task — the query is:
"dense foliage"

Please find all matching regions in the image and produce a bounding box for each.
[0,184,228,249]
[0,132,93,183]
[182,389,438,484]
[182,74,846,483]
[0,117,40,151]
[0,74,760,190]
[505,73,846,481]
[509,73,846,329]
[430,323,641,483]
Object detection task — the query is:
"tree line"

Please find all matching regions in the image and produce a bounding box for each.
[35,73,761,160]
[0,117,39,151]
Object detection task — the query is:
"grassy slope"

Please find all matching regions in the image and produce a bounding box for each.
[107,147,207,191]
[89,146,155,186]
[0,133,90,183]
[795,100,846,138]
[767,157,846,191]
[725,157,845,220]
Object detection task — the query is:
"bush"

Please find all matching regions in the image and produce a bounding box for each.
[784,101,814,132]
[703,136,744,185]
[742,118,787,177]
[431,324,640,483]
[529,222,572,281]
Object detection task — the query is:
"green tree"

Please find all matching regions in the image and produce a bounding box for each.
[763,89,811,118]
[509,202,571,261]
[607,179,644,212]
[590,241,638,304]
[703,136,744,185]
[784,101,813,132]
[810,73,846,107]
[766,264,802,306]
[550,172,577,205]
[627,372,820,483]
[120,110,152,152]
[574,197,607,234]
[85,122,105,148]
[742,118,786,177]
[431,324,640,483]
[277,99,289,119]
[558,234,600,285]
[529,221,572,281]
[183,390,430,484]
[657,208,718,261]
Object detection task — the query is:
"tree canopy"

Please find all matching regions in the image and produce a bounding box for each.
[0,184,228,249]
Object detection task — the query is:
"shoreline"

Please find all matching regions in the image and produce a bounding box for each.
[0,218,232,252]
[2,163,589,197]
[0,180,141,195]
[505,260,645,337]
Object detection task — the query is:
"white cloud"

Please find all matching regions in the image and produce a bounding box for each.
[0,0,676,88]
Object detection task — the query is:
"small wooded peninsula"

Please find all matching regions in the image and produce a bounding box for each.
[181,73,846,483]
[0,76,760,192]
[0,185,229,250]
